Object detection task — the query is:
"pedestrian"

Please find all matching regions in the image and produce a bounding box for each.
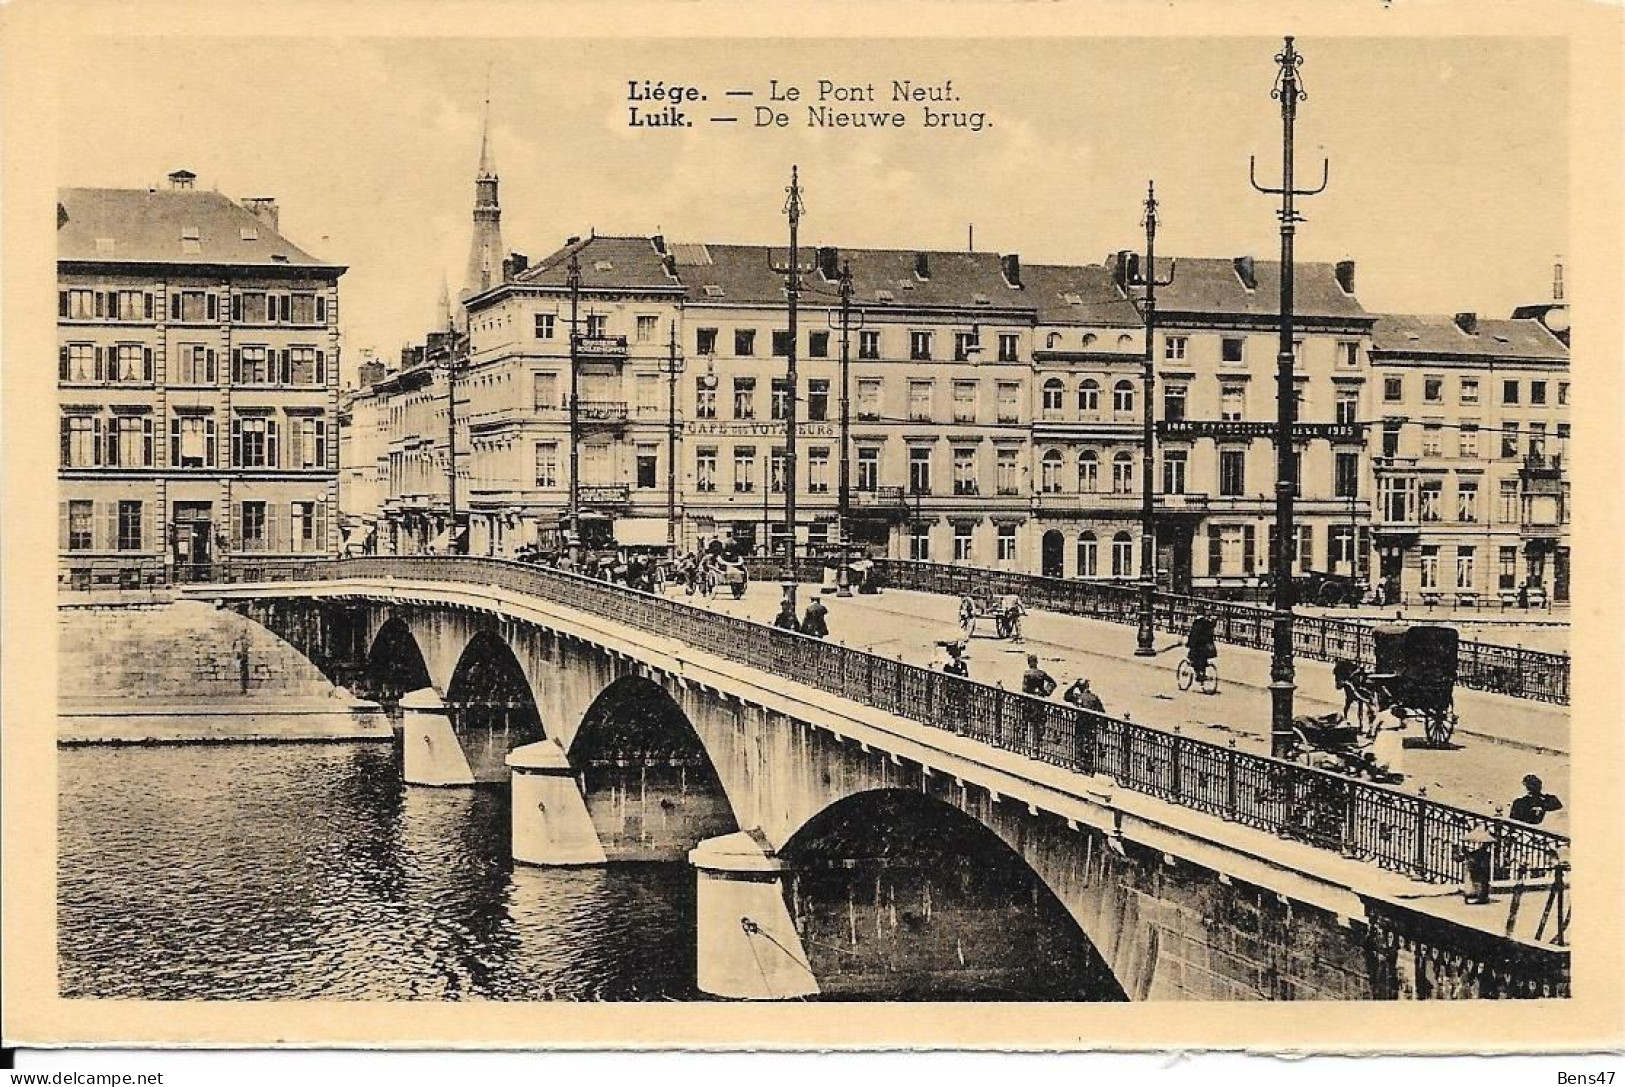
[998,593,1025,640]
[725,559,747,600]
[1021,654,1057,698]
[1368,704,1408,783]
[1062,677,1105,714]
[940,640,969,677]
[773,599,802,633]
[801,597,829,639]
[1508,774,1563,825]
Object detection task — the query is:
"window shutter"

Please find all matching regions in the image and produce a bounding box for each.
[208,293,218,321]
[315,350,325,385]
[104,419,118,467]
[205,418,216,466]
[94,292,105,319]
[231,417,243,467]
[267,504,282,552]
[170,416,181,465]
[59,346,69,381]
[100,500,116,551]
[267,419,280,468]
[205,348,216,383]
[280,349,292,385]
[171,293,181,320]
[1301,526,1314,570]
[315,500,327,553]
[143,417,155,466]
[1207,524,1222,575]
[287,420,303,468]
[316,295,326,324]
[59,502,69,550]
[94,345,105,381]
[231,501,243,551]
[92,417,104,467]
[59,291,69,318]
[60,417,71,467]
[1357,527,1371,581]
[1244,524,1257,575]
[315,420,327,467]
[231,294,242,322]
[143,347,154,381]
[144,293,155,319]
[232,349,242,383]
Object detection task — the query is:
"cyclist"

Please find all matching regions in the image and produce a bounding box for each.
[1185,612,1218,686]
[997,593,1025,641]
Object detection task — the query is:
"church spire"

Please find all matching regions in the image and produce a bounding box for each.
[461,91,505,307]
[476,95,497,180]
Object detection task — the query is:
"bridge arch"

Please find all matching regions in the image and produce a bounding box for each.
[364,616,434,704]
[443,629,546,781]
[778,788,1128,1001]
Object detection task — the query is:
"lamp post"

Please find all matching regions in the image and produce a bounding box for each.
[1249,36,1330,757]
[566,250,582,552]
[443,312,464,556]
[768,166,816,607]
[830,258,863,596]
[1134,182,1175,656]
[662,320,684,550]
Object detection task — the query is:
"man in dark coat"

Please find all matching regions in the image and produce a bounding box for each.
[801,598,829,639]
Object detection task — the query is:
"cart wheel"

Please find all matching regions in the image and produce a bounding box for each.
[1317,582,1341,608]
[1176,658,1195,691]
[1423,710,1453,747]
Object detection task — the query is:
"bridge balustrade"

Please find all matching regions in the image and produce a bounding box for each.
[220,555,1567,888]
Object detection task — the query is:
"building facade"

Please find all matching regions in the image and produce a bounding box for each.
[58,171,345,587]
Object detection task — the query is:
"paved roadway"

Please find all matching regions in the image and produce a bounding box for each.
[681,581,1570,831]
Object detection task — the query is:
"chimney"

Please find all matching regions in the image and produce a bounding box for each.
[565,235,581,246]
[241,196,279,233]
[651,234,666,255]
[1112,250,1139,290]
[167,169,197,190]
[661,253,678,278]
[817,245,840,281]
[1454,312,1478,335]
[915,252,931,280]
[1335,258,1356,295]
[1233,256,1258,290]
[502,251,529,280]
[1000,253,1022,288]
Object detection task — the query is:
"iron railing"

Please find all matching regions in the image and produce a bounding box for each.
[211,554,1566,887]
[821,559,1569,705]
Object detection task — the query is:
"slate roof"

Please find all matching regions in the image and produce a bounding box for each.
[514,234,680,292]
[1023,263,1142,326]
[57,187,338,269]
[1150,257,1367,321]
[1371,314,1567,361]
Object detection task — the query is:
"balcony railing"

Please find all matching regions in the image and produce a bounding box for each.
[576,400,629,425]
[1521,452,1563,474]
[210,554,1569,896]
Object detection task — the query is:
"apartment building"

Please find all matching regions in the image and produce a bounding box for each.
[57,170,345,587]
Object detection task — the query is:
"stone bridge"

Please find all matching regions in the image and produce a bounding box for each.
[189,557,1570,1002]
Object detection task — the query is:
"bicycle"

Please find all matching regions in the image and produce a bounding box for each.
[1176,655,1220,695]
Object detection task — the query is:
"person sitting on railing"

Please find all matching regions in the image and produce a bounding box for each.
[801,597,829,639]
[1062,677,1105,715]
[773,599,802,633]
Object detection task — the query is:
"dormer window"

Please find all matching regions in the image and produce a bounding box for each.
[875,289,894,303]
[593,260,614,272]
[180,225,201,255]
[240,226,259,242]
[703,284,724,298]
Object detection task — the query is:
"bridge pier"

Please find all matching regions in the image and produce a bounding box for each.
[690,831,819,1001]
[506,741,609,867]
[400,688,476,787]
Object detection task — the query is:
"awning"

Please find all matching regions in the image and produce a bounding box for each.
[614,517,671,547]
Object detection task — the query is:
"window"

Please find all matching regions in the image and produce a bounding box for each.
[1457,480,1479,523]
[234,346,269,384]
[64,288,95,320]
[1163,384,1187,422]
[231,415,279,468]
[694,377,717,419]
[1162,449,1187,495]
[1530,380,1547,406]
[1382,420,1401,458]
[1498,479,1518,522]
[857,379,882,421]
[635,315,658,343]
[695,447,718,492]
[807,379,830,421]
[60,343,95,382]
[996,382,1020,423]
[954,523,974,562]
[908,447,932,495]
[288,417,327,469]
[1221,385,1245,422]
[1420,545,1440,590]
[170,415,216,468]
[1222,337,1246,365]
[1334,451,1359,498]
[732,446,757,492]
[1077,379,1100,413]
[1499,546,1519,590]
[172,290,214,323]
[1419,480,1443,522]
[734,329,756,356]
[235,292,268,324]
[907,380,933,422]
[66,500,94,550]
[1330,526,1355,571]
[696,328,718,355]
[1421,425,1443,457]
[771,329,792,357]
[1112,380,1134,413]
[856,447,879,491]
[909,330,933,361]
[1456,547,1476,590]
[859,330,880,360]
[732,377,756,419]
[953,332,978,362]
[769,449,787,494]
[290,347,325,385]
[1457,378,1479,404]
[1208,524,1256,576]
[1501,423,1520,459]
[1383,376,1403,402]
[534,442,558,487]
[953,380,977,422]
[1338,342,1360,368]
[1528,421,1547,457]
[910,523,931,561]
[808,331,830,358]
[770,378,790,421]
[584,314,607,339]
[636,444,658,489]
[1335,390,1359,425]
[1293,339,1305,366]
[290,501,324,553]
[1219,449,1246,496]
[1039,448,1062,494]
[996,448,1019,495]
[1163,336,1188,361]
[998,333,1019,363]
[288,293,318,326]
[112,344,153,383]
[1424,377,1443,403]
[1076,533,1098,577]
[1077,450,1099,492]
[534,313,556,339]
[1041,378,1064,415]
[174,344,216,385]
[236,501,269,551]
[115,500,143,551]
[109,415,154,467]
[1458,423,1479,459]
[997,524,1017,563]
[1112,532,1134,578]
[954,447,979,495]
[1112,451,1135,494]
[60,415,98,467]
[1558,382,1569,406]
[1502,379,1520,405]
[808,447,830,493]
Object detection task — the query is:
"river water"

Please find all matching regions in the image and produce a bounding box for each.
[57,740,700,1000]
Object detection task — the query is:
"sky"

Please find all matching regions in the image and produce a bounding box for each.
[55,35,1567,380]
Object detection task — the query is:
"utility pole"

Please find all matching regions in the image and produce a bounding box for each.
[831,258,863,597]
[665,319,681,549]
[768,165,815,605]
[566,249,582,547]
[444,310,462,556]
[1250,35,1330,757]
[1134,181,1175,656]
